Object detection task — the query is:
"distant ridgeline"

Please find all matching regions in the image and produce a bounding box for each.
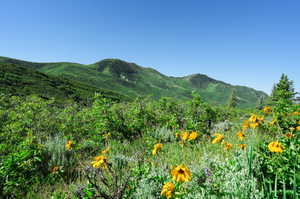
[0,62,128,104]
[0,56,268,107]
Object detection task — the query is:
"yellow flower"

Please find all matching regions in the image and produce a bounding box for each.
[242,120,250,130]
[284,132,294,139]
[171,165,192,182]
[224,142,233,150]
[160,182,174,199]
[249,114,258,123]
[152,143,163,155]
[212,133,224,144]
[236,131,245,141]
[65,140,74,150]
[188,131,198,141]
[101,147,110,154]
[268,141,284,153]
[181,132,189,141]
[51,166,60,174]
[257,116,264,123]
[238,144,247,150]
[289,127,295,132]
[91,155,108,168]
[263,106,272,114]
[250,122,259,129]
[269,119,277,126]
[298,121,300,125]
[296,126,300,131]
[291,111,299,116]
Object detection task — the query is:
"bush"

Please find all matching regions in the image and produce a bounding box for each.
[0,137,47,198]
[44,136,80,184]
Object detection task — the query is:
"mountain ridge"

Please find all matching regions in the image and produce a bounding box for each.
[0,56,268,107]
[0,62,129,104]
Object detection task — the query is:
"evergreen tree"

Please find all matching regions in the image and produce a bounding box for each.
[271,74,296,104]
[228,89,238,108]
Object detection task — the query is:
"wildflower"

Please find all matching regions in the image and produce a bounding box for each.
[269,119,277,126]
[65,140,74,150]
[91,155,108,168]
[285,132,294,139]
[171,165,192,182]
[101,147,110,154]
[298,121,300,125]
[297,126,300,131]
[242,120,250,130]
[236,131,245,141]
[250,122,259,129]
[238,144,247,150]
[289,127,295,132]
[249,114,258,123]
[212,133,224,144]
[268,141,284,153]
[51,166,60,174]
[160,182,174,199]
[152,143,163,155]
[181,132,189,141]
[257,116,264,123]
[263,106,272,114]
[291,111,299,116]
[188,131,198,141]
[224,142,233,150]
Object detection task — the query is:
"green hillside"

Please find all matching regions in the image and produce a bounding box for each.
[0,56,268,107]
[0,62,128,104]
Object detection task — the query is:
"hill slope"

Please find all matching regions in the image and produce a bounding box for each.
[0,56,268,107]
[0,62,128,104]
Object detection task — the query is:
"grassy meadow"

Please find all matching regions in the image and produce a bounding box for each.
[0,87,299,199]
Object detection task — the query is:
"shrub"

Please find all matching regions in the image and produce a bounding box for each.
[44,136,80,184]
[0,137,47,198]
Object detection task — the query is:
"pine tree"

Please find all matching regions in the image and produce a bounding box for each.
[228,89,238,108]
[271,74,296,104]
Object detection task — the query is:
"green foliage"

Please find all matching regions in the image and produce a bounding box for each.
[44,136,80,184]
[271,74,296,109]
[0,88,298,198]
[90,94,224,140]
[255,103,300,197]
[82,155,134,199]
[256,136,300,197]
[0,95,57,155]
[0,62,128,105]
[0,137,47,198]
[228,89,238,108]
[0,56,268,108]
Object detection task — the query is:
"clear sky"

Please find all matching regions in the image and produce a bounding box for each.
[1,0,299,94]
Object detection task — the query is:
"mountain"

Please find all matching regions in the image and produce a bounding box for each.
[0,56,268,108]
[0,61,128,104]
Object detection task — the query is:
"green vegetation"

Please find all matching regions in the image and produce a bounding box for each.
[228,89,238,108]
[0,62,129,104]
[271,74,297,109]
[0,56,268,108]
[0,57,298,199]
[0,84,299,198]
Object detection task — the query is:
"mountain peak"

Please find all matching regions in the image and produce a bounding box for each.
[95,59,139,78]
[183,73,229,89]
[0,56,268,108]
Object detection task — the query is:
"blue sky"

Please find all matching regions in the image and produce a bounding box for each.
[1,0,299,94]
